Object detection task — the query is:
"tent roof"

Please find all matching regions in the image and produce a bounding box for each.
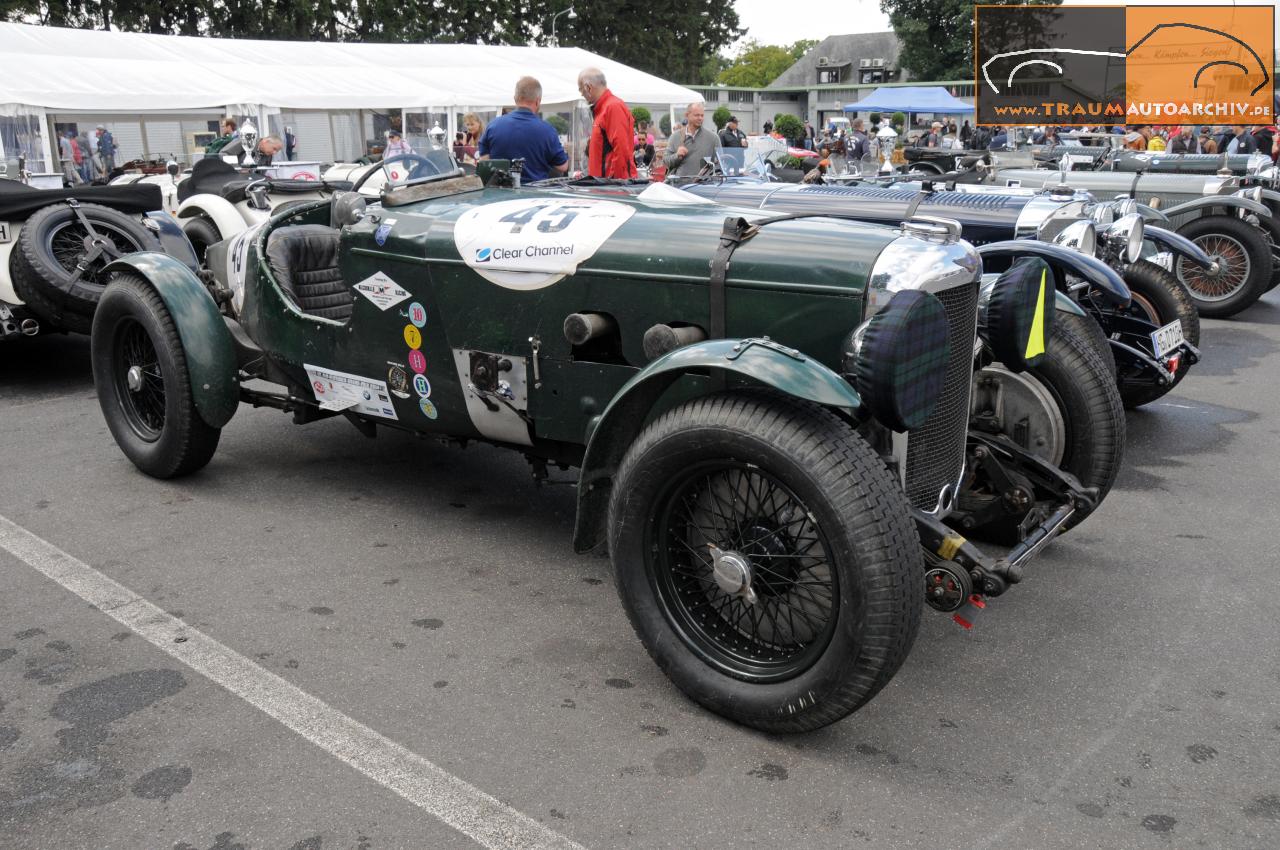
[0,22,701,112]
[844,86,975,114]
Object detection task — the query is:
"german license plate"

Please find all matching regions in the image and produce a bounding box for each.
[1151,320,1185,358]
[0,222,10,244]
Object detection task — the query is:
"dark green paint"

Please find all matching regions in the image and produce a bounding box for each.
[1053,290,1086,317]
[103,252,239,428]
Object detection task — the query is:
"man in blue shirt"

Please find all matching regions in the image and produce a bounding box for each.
[478,76,569,182]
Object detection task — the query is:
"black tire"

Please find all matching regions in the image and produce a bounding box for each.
[969,320,1125,539]
[181,216,222,267]
[608,391,921,733]
[1114,259,1200,408]
[91,274,221,478]
[1174,215,1272,318]
[1056,309,1115,376]
[10,202,155,325]
[1253,208,1280,292]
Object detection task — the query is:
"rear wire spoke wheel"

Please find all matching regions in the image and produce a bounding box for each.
[91,273,221,479]
[1174,216,1271,318]
[608,391,922,733]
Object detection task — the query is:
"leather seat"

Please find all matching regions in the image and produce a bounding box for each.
[177,157,240,203]
[264,225,353,322]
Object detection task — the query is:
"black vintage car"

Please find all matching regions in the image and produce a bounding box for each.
[682,179,1208,409]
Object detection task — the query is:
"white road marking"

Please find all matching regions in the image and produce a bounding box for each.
[0,514,585,850]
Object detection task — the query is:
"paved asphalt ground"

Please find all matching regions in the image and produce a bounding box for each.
[2,288,1280,850]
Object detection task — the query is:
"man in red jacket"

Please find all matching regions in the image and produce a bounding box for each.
[578,67,636,178]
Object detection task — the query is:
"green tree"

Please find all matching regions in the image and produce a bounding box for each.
[880,0,1061,80]
[545,114,569,135]
[712,105,731,130]
[789,38,817,61]
[773,114,804,145]
[717,40,795,88]
[659,113,672,136]
[631,106,652,126]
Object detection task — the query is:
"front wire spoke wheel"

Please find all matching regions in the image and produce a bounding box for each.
[651,462,839,682]
[1178,234,1250,301]
[113,317,166,441]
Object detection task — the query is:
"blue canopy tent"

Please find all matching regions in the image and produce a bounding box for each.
[843,86,975,114]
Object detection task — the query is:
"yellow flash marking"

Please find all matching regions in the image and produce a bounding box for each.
[1025,270,1047,360]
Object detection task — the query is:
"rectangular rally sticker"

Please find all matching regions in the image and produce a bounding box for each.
[304,364,399,420]
[353,271,411,311]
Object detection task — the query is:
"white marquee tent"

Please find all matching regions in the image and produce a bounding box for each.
[0,22,701,172]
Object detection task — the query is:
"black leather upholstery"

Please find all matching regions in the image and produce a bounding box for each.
[178,158,240,203]
[264,225,353,322]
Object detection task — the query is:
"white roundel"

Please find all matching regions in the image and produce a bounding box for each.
[452,198,635,291]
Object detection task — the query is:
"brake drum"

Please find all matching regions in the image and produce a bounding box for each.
[971,364,1066,468]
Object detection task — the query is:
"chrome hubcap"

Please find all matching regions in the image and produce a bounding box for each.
[126,365,143,393]
[708,544,758,605]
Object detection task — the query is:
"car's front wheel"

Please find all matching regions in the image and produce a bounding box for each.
[608,391,922,733]
[1174,215,1271,318]
[91,274,220,478]
[1113,259,1200,408]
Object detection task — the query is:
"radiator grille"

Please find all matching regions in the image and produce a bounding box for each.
[904,282,978,511]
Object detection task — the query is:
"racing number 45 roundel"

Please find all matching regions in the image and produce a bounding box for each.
[452,198,635,291]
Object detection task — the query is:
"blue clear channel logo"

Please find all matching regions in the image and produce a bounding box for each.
[420,398,438,419]
[375,223,392,246]
[408,302,427,328]
[413,374,431,398]
[476,247,491,263]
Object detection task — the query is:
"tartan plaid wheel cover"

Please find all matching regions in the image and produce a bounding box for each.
[854,289,951,432]
[985,257,1054,373]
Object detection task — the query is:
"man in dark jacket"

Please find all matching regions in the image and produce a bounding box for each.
[1224,126,1259,155]
[718,115,747,148]
[95,125,116,173]
[1167,127,1201,154]
[1252,125,1274,157]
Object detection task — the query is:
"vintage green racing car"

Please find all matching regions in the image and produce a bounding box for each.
[90,153,1117,732]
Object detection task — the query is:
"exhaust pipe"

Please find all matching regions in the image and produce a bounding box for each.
[20,318,39,336]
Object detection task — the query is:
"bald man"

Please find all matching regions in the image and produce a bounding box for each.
[664,102,718,177]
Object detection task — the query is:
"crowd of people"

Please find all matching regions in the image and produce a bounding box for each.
[909,121,1279,158]
[57,125,116,185]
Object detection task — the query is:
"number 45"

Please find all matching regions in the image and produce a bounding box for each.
[499,204,589,234]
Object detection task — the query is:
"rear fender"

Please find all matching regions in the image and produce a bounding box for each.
[143,211,201,274]
[102,252,238,428]
[572,337,861,552]
[1162,195,1271,219]
[979,240,1131,306]
[175,194,247,243]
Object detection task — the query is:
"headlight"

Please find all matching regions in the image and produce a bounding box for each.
[1053,219,1097,256]
[978,257,1053,373]
[1089,203,1115,226]
[1112,198,1138,218]
[852,289,951,432]
[1102,212,1144,264]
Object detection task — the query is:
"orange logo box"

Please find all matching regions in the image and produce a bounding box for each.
[1126,7,1274,123]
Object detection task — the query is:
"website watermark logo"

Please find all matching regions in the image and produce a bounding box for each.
[975,5,1275,125]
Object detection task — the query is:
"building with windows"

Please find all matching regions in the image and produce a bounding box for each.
[684,32,976,135]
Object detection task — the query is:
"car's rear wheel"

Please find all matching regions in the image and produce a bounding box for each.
[91,274,220,478]
[608,391,921,733]
[1174,216,1271,318]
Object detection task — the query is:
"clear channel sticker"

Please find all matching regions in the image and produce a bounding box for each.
[353,271,411,311]
[452,198,635,291]
[305,364,400,421]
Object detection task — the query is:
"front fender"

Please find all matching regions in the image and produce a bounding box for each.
[1053,289,1086,316]
[1145,226,1215,269]
[176,194,248,243]
[143,211,201,274]
[979,240,1131,306]
[1162,195,1271,219]
[572,337,861,552]
[103,252,238,428]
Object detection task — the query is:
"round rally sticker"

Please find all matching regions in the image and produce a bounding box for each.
[420,398,438,419]
[413,374,431,398]
[408,350,427,374]
[408,302,427,328]
[404,325,422,350]
[452,198,635,291]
